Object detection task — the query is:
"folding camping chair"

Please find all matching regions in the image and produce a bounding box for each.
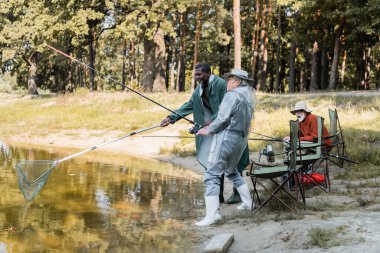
[295,116,331,192]
[325,108,354,168]
[306,109,358,192]
[296,110,358,193]
[247,120,306,213]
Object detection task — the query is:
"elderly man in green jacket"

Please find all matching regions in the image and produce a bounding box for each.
[160,63,249,204]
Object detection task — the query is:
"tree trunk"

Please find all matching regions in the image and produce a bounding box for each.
[169,37,176,92]
[177,12,187,92]
[191,0,202,91]
[27,51,39,95]
[153,28,166,92]
[260,36,268,91]
[168,15,176,92]
[250,0,261,83]
[288,12,297,93]
[88,29,97,92]
[121,40,127,91]
[340,49,347,87]
[66,63,73,93]
[310,41,319,91]
[320,46,328,90]
[142,38,155,92]
[363,46,371,90]
[375,57,380,90]
[275,5,281,93]
[129,39,137,86]
[328,32,341,90]
[165,44,170,91]
[257,0,269,91]
[301,48,309,92]
[75,51,84,88]
[177,53,186,92]
[300,64,304,92]
[256,7,264,90]
[280,49,286,92]
[78,64,84,88]
[268,50,275,92]
[367,47,372,90]
[52,64,63,93]
[289,40,296,93]
[233,0,241,69]
[296,59,301,92]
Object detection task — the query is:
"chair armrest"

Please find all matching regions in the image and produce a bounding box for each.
[322,134,337,141]
[250,160,284,167]
[284,142,321,150]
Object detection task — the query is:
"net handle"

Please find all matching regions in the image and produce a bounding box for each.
[56,124,161,164]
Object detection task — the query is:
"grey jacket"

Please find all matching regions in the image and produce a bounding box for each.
[205,85,255,173]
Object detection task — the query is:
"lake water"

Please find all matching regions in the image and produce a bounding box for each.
[0,141,204,253]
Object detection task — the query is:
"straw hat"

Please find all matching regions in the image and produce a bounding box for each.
[223,69,253,82]
[290,101,312,114]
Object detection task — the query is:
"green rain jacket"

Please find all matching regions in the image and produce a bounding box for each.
[168,75,249,173]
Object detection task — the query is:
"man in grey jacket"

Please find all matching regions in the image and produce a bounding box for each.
[195,69,255,226]
[160,63,250,204]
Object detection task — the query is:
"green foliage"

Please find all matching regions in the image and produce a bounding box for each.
[0,73,19,93]
[0,0,379,92]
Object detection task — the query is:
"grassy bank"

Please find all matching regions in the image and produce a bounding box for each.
[1,90,379,175]
[0,90,190,136]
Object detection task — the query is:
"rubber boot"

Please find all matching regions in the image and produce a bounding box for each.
[236,184,253,210]
[219,174,225,203]
[195,196,221,226]
[226,188,241,204]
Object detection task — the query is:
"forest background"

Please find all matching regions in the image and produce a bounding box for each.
[0,0,379,95]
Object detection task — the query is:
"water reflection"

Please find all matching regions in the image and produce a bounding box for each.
[0,141,203,252]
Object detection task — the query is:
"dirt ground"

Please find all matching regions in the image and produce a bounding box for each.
[6,123,380,253]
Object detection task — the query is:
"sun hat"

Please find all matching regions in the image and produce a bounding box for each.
[222,69,253,82]
[290,101,312,114]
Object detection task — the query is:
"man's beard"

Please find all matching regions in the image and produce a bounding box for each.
[297,114,306,122]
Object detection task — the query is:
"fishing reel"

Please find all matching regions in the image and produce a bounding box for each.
[189,123,203,134]
[260,144,275,163]
[189,126,199,134]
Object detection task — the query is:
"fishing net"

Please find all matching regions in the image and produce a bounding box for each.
[16,160,57,201]
[14,124,161,201]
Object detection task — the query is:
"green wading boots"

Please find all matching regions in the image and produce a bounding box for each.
[226,187,242,204]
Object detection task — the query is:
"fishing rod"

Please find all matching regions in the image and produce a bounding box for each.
[250,132,284,142]
[250,131,282,141]
[139,135,195,139]
[249,138,284,142]
[324,153,359,164]
[45,44,196,126]
[133,136,284,142]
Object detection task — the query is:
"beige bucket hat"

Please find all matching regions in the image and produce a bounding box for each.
[222,69,253,82]
[290,101,312,114]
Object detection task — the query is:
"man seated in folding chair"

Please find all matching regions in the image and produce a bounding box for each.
[283,101,332,190]
[284,101,331,149]
[248,120,306,213]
